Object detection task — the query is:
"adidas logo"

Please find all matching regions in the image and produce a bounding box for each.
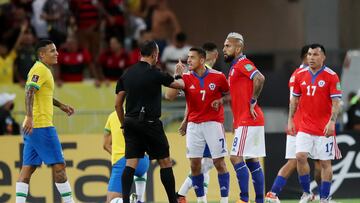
[221,149,227,153]
[190,85,195,89]
[301,81,307,86]
[220,186,227,190]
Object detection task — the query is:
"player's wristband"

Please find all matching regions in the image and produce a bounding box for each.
[174,75,182,80]
[250,98,257,105]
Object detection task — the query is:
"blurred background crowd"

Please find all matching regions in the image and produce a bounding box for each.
[1,0,360,136]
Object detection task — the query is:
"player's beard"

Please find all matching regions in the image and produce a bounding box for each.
[224,54,235,63]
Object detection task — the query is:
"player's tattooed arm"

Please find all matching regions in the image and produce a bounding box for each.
[252,72,265,100]
[287,96,299,135]
[25,86,36,117]
[23,86,37,134]
[330,98,341,122]
[288,96,299,119]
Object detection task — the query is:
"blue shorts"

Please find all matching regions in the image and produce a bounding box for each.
[23,127,64,166]
[203,144,212,158]
[108,155,150,193]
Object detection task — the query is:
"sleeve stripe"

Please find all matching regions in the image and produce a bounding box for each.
[330,94,342,98]
[292,92,301,97]
[250,70,259,80]
[104,128,111,133]
[26,82,40,90]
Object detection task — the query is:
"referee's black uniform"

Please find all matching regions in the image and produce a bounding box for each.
[116,61,174,160]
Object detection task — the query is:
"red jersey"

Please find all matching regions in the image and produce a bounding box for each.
[288,64,307,134]
[58,47,92,82]
[183,68,229,123]
[292,66,342,136]
[228,56,264,127]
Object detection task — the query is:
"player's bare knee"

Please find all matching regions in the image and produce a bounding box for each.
[230,155,243,165]
[190,158,202,175]
[320,160,332,169]
[158,157,172,168]
[296,152,308,163]
[213,158,227,173]
[52,164,68,183]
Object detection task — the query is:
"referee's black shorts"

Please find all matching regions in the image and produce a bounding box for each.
[123,117,170,160]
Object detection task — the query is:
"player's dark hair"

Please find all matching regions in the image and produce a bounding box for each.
[176,32,187,42]
[309,43,326,55]
[140,40,158,57]
[35,39,54,57]
[202,42,217,52]
[300,45,310,60]
[189,47,206,59]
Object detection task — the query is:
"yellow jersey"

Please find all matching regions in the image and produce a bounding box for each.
[104,111,125,165]
[0,50,17,84]
[26,61,55,128]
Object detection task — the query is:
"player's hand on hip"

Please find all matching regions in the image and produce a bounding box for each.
[324,120,335,137]
[211,98,223,111]
[287,118,296,135]
[22,116,33,135]
[250,103,257,120]
[60,104,75,116]
[178,120,187,136]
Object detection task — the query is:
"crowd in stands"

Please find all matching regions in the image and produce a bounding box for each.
[0,0,184,87]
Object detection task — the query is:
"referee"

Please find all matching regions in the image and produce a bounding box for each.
[115,40,184,203]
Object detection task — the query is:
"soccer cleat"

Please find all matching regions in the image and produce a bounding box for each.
[299,192,314,203]
[320,197,336,203]
[265,192,280,203]
[130,193,138,203]
[177,195,187,203]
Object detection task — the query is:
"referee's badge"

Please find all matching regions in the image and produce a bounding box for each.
[318,80,325,87]
[209,83,216,90]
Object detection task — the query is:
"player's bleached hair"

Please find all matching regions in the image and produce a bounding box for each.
[226,32,244,45]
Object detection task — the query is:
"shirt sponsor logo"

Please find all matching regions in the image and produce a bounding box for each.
[209,83,216,90]
[245,64,254,71]
[318,80,325,87]
[31,75,39,82]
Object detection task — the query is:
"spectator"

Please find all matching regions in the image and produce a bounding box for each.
[56,36,100,86]
[142,0,181,55]
[70,0,101,63]
[161,32,190,75]
[128,39,141,66]
[0,22,26,85]
[14,28,37,86]
[31,0,49,39]
[98,36,129,81]
[0,93,20,135]
[41,0,71,46]
[345,90,360,131]
[100,0,126,43]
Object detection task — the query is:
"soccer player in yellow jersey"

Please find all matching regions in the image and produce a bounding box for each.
[16,40,75,203]
[103,111,149,203]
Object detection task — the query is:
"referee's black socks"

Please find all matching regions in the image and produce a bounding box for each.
[122,166,135,203]
[160,167,177,203]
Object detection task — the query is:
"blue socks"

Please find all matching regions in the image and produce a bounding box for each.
[298,174,311,194]
[247,161,264,203]
[218,172,230,197]
[271,176,287,196]
[320,181,331,199]
[234,162,249,202]
[191,174,204,197]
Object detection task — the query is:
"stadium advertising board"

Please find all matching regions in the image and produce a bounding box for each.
[265,132,360,199]
[0,133,259,202]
